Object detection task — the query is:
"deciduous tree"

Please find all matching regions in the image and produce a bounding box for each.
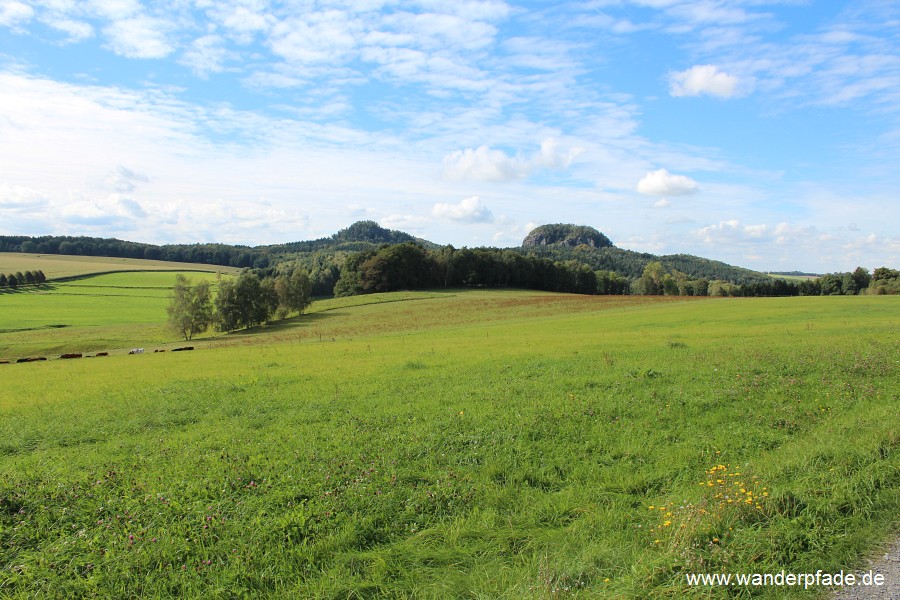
[167,274,213,340]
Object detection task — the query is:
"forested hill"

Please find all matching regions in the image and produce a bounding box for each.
[520,244,769,282]
[1,220,770,290]
[0,221,424,270]
[259,220,437,254]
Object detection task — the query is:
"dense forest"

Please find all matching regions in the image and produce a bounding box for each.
[3,222,898,297]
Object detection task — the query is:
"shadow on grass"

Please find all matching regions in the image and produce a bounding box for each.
[221,311,343,338]
[0,283,58,294]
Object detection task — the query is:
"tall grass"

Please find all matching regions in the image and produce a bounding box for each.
[0,293,897,598]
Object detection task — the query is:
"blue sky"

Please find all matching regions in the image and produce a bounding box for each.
[1,0,898,272]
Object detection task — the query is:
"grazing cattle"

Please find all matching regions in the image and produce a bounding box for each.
[60,353,83,359]
[95,352,109,357]
[16,357,47,363]
[172,346,194,352]
[128,348,144,355]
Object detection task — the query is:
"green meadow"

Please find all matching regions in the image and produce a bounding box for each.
[0,271,225,357]
[0,277,897,598]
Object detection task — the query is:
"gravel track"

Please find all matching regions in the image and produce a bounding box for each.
[832,536,900,599]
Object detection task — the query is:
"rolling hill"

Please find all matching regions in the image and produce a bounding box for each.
[1,221,773,293]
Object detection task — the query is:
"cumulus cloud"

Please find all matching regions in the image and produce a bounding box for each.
[636,168,699,196]
[432,195,494,223]
[0,1,33,28]
[669,64,740,98]
[442,139,583,182]
[653,198,671,208]
[0,182,49,211]
[61,194,148,227]
[443,146,520,181]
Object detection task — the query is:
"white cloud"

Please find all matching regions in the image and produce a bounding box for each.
[268,12,361,65]
[379,214,430,232]
[106,165,149,193]
[696,220,812,246]
[685,219,897,270]
[0,182,49,211]
[442,138,583,182]
[669,64,740,98]
[379,11,497,51]
[88,0,142,21]
[60,193,147,228]
[180,35,229,76]
[104,16,173,59]
[43,17,93,42]
[653,198,671,208]
[0,1,33,28]
[216,2,275,38]
[636,168,699,195]
[442,145,522,181]
[344,203,376,218]
[432,195,494,223]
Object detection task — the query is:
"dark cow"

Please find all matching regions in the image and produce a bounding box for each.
[60,353,83,359]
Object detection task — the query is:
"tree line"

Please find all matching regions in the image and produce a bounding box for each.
[330,243,626,297]
[0,270,46,289]
[1,235,274,269]
[311,243,899,298]
[168,269,312,340]
[629,262,900,297]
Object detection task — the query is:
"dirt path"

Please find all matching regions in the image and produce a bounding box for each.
[832,536,900,599]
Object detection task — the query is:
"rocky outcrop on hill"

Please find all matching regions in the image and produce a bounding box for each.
[522,224,613,249]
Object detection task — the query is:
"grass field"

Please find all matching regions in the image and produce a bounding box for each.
[0,271,225,357]
[0,253,240,280]
[0,286,897,598]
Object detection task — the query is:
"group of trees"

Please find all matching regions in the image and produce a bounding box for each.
[522,244,767,283]
[167,269,312,340]
[868,268,900,294]
[630,262,899,297]
[324,245,900,299]
[330,243,626,297]
[631,261,709,296]
[0,270,46,289]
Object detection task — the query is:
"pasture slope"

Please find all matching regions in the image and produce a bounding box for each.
[0,285,898,599]
[0,271,226,358]
[0,253,239,280]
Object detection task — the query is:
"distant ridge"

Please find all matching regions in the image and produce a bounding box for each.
[262,220,432,254]
[1,220,772,285]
